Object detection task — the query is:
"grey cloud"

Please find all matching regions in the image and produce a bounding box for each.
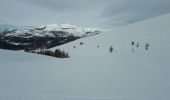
[20,0,101,12]
[1,0,170,27]
[19,0,170,26]
[22,0,77,11]
[0,19,4,23]
[102,0,170,26]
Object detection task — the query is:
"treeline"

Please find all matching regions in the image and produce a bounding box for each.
[25,49,69,58]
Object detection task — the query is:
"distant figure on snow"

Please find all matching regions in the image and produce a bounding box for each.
[109,46,113,53]
[136,43,140,47]
[145,43,149,50]
[80,42,84,45]
[132,41,135,45]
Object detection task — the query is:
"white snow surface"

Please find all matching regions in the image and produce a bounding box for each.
[0,14,170,100]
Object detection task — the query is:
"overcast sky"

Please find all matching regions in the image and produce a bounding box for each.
[0,0,170,27]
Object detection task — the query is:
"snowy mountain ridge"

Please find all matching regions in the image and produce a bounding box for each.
[0,23,103,50]
[3,23,103,38]
[37,23,103,37]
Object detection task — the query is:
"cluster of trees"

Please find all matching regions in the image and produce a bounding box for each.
[25,49,69,58]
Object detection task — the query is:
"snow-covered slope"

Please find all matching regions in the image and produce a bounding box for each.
[51,14,170,57]
[0,14,170,100]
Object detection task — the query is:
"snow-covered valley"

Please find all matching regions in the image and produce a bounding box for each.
[0,14,170,100]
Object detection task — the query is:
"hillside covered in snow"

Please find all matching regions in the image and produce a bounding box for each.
[0,13,170,100]
[0,23,102,50]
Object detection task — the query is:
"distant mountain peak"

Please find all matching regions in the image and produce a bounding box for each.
[35,23,103,37]
[0,24,103,50]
